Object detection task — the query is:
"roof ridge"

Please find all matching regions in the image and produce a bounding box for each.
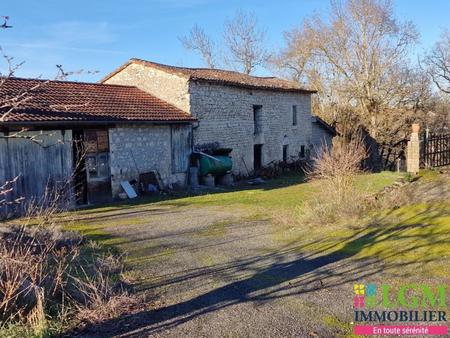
[101,58,316,93]
[3,76,138,89]
[130,58,284,79]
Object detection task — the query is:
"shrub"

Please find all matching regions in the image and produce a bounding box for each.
[304,135,368,223]
[0,197,139,336]
[0,223,79,335]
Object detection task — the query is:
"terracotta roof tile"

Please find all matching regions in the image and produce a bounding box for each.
[101,58,316,93]
[0,77,194,124]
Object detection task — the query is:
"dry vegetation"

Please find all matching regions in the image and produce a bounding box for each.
[303,136,368,223]
[0,188,142,337]
[0,31,140,334]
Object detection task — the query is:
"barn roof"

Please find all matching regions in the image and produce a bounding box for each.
[0,77,194,125]
[101,58,316,94]
[312,116,337,136]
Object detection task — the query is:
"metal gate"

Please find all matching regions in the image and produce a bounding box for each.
[422,132,450,167]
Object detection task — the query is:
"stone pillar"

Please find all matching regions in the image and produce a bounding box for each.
[201,174,215,187]
[218,172,234,186]
[406,124,420,174]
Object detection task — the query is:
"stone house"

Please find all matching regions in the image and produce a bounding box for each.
[1,60,335,210]
[102,59,322,175]
[0,77,194,209]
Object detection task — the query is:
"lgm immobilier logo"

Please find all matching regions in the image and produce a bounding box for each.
[352,283,448,336]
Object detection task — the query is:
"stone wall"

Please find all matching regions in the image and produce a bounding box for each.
[108,124,189,196]
[105,64,314,176]
[311,119,334,157]
[189,81,312,175]
[104,63,191,113]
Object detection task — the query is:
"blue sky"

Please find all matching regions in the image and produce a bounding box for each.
[1,0,450,82]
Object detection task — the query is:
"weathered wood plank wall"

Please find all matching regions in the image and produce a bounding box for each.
[0,130,73,218]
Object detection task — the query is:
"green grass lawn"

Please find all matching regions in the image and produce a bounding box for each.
[66,171,396,237]
[158,171,398,210]
[274,200,449,277]
[67,170,449,279]
[72,171,397,214]
[269,171,450,278]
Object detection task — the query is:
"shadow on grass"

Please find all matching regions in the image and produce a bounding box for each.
[74,173,306,213]
[74,202,449,337]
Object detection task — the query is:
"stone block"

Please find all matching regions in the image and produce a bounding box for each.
[218,173,234,186]
[201,174,215,187]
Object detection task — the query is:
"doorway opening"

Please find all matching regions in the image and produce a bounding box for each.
[84,129,112,204]
[283,144,289,162]
[73,129,112,205]
[254,144,263,170]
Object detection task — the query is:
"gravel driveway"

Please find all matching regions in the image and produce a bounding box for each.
[75,202,385,338]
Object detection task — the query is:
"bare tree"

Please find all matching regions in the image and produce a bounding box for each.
[0,17,97,216]
[1,21,97,127]
[179,25,216,69]
[425,30,450,94]
[0,16,46,125]
[0,49,55,145]
[223,10,269,74]
[180,11,269,74]
[0,19,42,137]
[425,94,450,133]
[276,0,429,168]
[0,53,32,123]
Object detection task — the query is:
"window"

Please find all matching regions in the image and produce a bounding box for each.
[86,156,98,178]
[283,145,289,162]
[97,154,110,177]
[292,105,298,126]
[84,129,109,153]
[86,154,110,179]
[253,105,262,134]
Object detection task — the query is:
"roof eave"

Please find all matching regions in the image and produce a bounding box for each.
[0,119,196,128]
[99,60,134,83]
[99,59,191,83]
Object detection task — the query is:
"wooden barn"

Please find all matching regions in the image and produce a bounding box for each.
[0,77,194,215]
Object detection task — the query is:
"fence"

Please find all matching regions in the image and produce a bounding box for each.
[421,132,450,168]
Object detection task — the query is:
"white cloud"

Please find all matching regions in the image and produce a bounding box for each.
[45,21,116,45]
